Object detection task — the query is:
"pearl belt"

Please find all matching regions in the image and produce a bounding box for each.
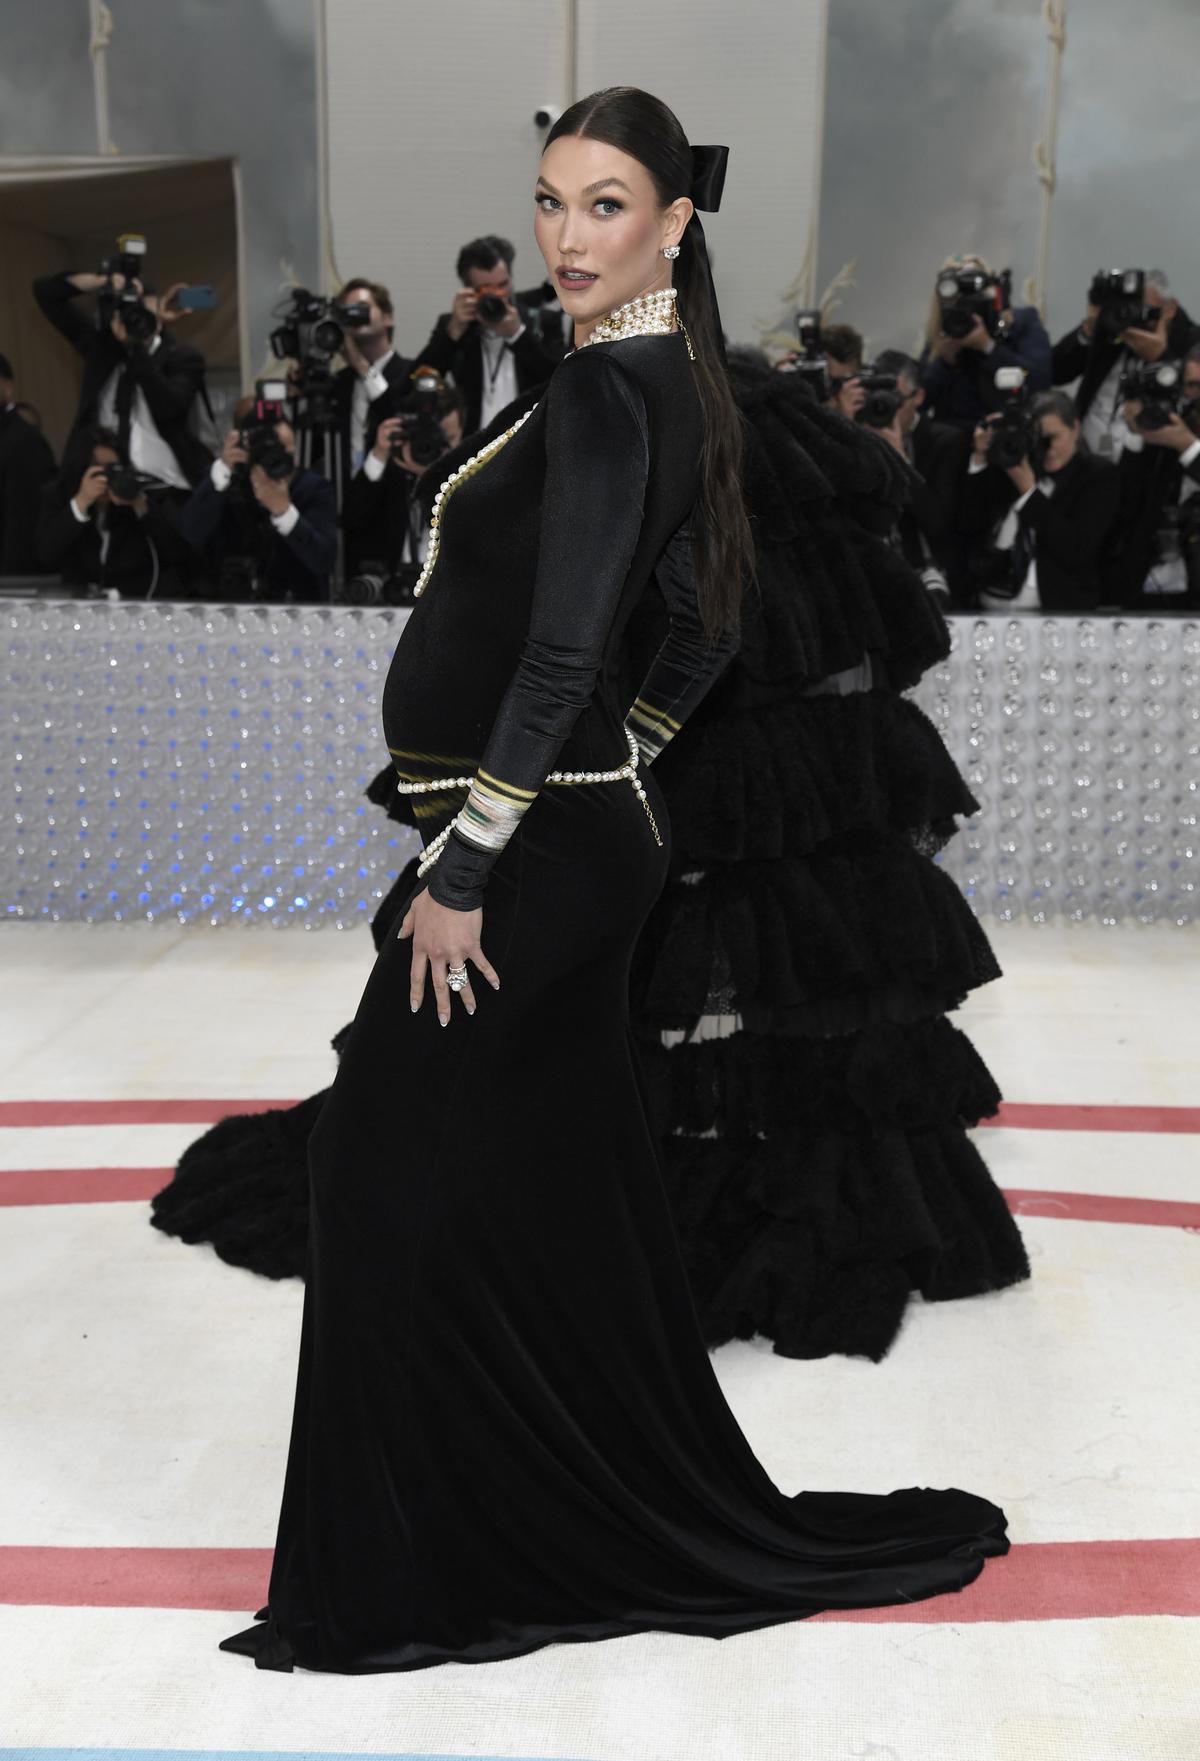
[395,725,664,880]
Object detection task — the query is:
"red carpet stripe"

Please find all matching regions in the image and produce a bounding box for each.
[0,1099,296,1127]
[4,1167,1200,1230]
[3,1098,1199,1131]
[0,1167,172,1206]
[982,1102,1200,1134]
[1004,1188,1200,1229]
[1,1539,1197,1623]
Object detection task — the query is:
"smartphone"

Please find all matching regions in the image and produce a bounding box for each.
[177,284,217,311]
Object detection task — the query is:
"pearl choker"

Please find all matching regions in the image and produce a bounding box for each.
[574,286,694,358]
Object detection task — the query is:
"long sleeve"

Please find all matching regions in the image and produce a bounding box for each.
[425,348,651,913]
[126,337,206,433]
[626,522,739,765]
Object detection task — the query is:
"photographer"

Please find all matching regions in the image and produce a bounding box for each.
[958,388,1117,612]
[35,424,191,597]
[330,277,415,483]
[1107,342,1200,609]
[919,254,1052,430]
[870,349,971,589]
[0,352,56,574]
[1051,267,1198,463]
[32,265,211,490]
[821,323,867,421]
[182,397,337,602]
[341,371,467,595]
[417,235,561,432]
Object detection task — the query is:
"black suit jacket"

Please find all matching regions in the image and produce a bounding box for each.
[330,352,421,568]
[182,465,337,601]
[957,448,1119,611]
[32,272,212,486]
[415,300,561,433]
[898,415,972,584]
[36,480,191,596]
[1106,439,1200,609]
[0,407,57,573]
[1051,302,1198,422]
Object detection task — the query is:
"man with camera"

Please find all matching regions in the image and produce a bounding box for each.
[0,351,56,575]
[341,370,468,600]
[1051,267,1198,464]
[958,386,1117,612]
[182,392,337,602]
[821,323,868,421]
[36,424,192,597]
[328,277,416,487]
[1106,342,1200,609]
[919,256,1052,430]
[417,235,562,433]
[32,255,212,493]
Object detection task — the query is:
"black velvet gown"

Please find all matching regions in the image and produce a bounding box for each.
[219,324,1008,1674]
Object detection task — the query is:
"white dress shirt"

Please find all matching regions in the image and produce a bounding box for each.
[350,350,397,474]
[1123,430,1200,595]
[1080,342,1134,463]
[97,335,192,492]
[478,325,523,427]
[969,455,1054,611]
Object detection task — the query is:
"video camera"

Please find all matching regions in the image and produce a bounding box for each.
[983,365,1044,472]
[1089,269,1157,341]
[390,366,453,469]
[96,233,157,344]
[936,267,1013,342]
[269,288,371,366]
[1119,358,1187,432]
[237,379,294,482]
[856,364,904,431]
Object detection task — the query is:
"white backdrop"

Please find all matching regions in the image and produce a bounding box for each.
[323,0,829,355]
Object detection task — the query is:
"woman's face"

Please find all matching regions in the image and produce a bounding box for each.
[533,134,690,335]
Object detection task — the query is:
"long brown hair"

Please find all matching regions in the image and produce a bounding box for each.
[545,88,753,639]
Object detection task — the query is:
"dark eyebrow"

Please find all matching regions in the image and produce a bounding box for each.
[535,175,634,198]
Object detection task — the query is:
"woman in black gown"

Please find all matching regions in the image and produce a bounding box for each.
[219,87,1008,1675]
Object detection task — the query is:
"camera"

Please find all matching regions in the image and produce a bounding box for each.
[101,462,159,501]
[473,284,510,325]
[337,561,423,606]
[1119,358,1184,431]
[96,233,157,344]
[936,267,1012,341]
[270,288,371,364]
[783,308,831,404]
[985,365,1043,472]
[237,379,294,481]
[390,367,453,469]
[1089,268,1157,340]
[856,363,904,430]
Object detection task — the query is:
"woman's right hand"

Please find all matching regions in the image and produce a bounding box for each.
[398,886,500,1026]
[76,464,110,510]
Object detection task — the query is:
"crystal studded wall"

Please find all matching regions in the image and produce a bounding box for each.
[911,614,1199,927]
[3,602,419,927]
[3,603,1197,927]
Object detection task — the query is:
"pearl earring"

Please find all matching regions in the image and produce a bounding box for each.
[662,244,681,260]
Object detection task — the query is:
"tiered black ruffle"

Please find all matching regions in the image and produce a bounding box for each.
[150,360,1028,1359]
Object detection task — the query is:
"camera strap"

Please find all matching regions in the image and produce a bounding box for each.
[480,327,510,395]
